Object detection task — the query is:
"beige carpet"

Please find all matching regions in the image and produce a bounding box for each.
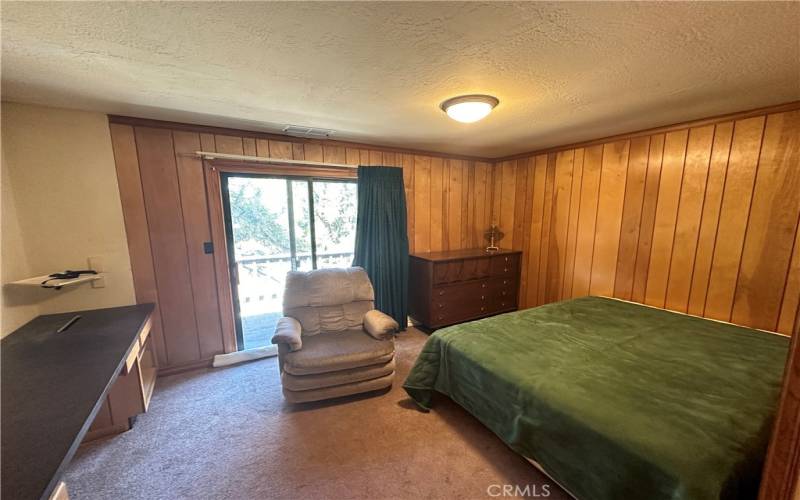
[65,328,568,499]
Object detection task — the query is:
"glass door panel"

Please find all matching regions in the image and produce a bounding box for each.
[312,180,358,269]
[222,174,357,350]
[225,176,291,350]
[289,180,314,272]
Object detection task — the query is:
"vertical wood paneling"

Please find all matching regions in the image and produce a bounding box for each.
[590,140,630,297]
[214,135,244,154]
[614,137,651,299]
[512,161,529,252]
[644,130,689,307]
[292,143,305,161]
[572,146,603,297]
[429,157,445,252]
[401,154,415,253]
[368,150,383,165]
[109,124,168,367]
[268,140,293,160]
[473,162,491,248]
[242,137,257,156]
[536,155,557,304]
[631,135,665,303]
[732,111,800,330]
[665,125,715,312]
[134,127,201,365]
[345,148,361,166]
[705,116,766,321]
[518,158,536,304]
[546,151,574,302]
[323,145,346,164]
[303,143,323,162]
[173,131,226,358]
[562,149,584,300]
[525,155,548,307]
[498,108,798,334]
[687,122,734,316]
[448,160,465,250]
[499,161,517,246]
[413,156,431,253]
[778,228,800,334]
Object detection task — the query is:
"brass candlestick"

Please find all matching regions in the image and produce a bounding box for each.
[484,224,504,253]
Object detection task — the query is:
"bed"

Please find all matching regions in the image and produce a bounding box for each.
[403,296,789,500]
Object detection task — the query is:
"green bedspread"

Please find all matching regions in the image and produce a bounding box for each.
[403,296,789,500]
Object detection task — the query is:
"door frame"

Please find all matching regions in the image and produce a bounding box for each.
[204,159,356,353]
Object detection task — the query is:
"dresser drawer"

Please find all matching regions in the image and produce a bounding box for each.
[433,257,490,284]
[490,253,520,277]
[487,277,518,312]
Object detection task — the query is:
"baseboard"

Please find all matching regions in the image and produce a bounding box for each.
[157,357,214,377]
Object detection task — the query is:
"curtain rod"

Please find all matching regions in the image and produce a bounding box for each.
[196,151,357,169]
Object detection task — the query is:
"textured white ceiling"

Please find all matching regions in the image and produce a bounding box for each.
[2,2,799,158]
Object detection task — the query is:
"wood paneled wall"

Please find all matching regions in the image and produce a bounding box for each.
[497,107,800,335]
[109,118,493,371]
[111,103,799,371]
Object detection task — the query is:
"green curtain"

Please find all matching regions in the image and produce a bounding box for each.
[352,166,409,330]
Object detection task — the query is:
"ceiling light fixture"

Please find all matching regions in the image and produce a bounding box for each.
[440,94,499,123]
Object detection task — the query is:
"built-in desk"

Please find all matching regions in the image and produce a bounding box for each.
[1,304,155,500]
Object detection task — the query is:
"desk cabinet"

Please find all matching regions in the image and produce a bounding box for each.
[408,249,522,329]
[84,317,157,441]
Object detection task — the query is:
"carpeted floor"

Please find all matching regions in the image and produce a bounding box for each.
[65,328,567,499]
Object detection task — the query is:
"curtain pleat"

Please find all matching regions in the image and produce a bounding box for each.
[352,166,409,330]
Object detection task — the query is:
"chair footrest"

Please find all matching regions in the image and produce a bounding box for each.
[282,372,395,403]
[282,358,395,391]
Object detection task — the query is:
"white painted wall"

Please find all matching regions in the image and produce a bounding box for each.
[1,102,136,336]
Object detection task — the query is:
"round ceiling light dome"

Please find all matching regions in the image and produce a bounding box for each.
[440,94,499,123]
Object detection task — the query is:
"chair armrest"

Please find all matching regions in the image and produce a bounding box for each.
[271,317,302,351]
[363,310,399,340]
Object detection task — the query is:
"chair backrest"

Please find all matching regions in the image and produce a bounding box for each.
[283,267,375,335]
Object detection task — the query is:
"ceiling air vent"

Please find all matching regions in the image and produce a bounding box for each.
[282,125,334,139]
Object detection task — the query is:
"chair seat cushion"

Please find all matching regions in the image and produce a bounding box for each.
[282,329,395,376]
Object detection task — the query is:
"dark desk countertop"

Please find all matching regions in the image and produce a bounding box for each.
[1,303,154,500]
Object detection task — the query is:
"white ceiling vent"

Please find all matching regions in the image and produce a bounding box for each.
[282,125,335,139]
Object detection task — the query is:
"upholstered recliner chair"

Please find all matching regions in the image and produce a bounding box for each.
[271,267,399,403]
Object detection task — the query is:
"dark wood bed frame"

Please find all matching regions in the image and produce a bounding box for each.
[760,301,800,500]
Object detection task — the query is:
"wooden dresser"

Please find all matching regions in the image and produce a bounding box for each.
[408,249,522,329]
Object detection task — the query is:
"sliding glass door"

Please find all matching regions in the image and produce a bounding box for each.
[221,174,357,350]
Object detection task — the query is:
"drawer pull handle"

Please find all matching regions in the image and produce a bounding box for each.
[482,283,487,288]
[502,291,507,296]
[438,303,444,308]
[503,280,508,285]
[438,315,444,320]
[504,257,509,262]
[438,290,445,296]
[504,268,508,272]
[480,307,485,312]
[481,295,485,300]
